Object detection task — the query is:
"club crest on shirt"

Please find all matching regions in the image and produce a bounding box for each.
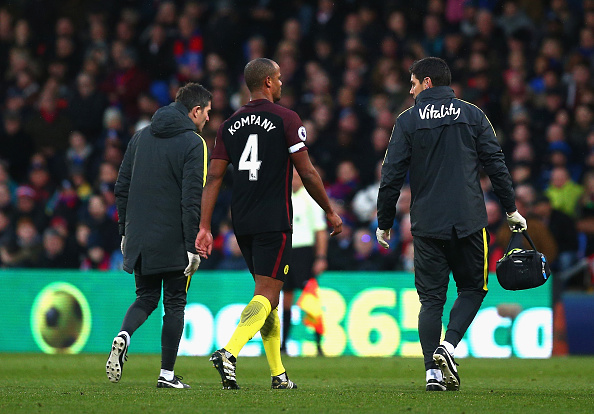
[298,126,307,141]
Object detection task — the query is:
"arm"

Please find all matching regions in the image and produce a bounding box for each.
[181,139,205,254]
[476,113,517,214]
[195,158,229,257]
[290,150,342,236]
[475,113,526,231]
[377,118,411,231]
[114,138,134,237]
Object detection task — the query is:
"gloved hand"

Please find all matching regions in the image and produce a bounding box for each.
[184,251,201,277]
[120,236,125,254]
[506,210,527,232]
[376,228,391,249]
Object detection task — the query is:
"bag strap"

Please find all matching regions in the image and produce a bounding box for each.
[505,229,538,253]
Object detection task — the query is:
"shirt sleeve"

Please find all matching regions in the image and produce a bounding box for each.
[377,116,412,230]
[284,109,308,154]
[476,111,517,213]
[211,122,230,161]
[114,133,137,236]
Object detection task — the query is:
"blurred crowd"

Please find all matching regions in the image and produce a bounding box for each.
[0,0,593,295]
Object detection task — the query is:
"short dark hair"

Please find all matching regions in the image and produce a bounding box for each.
[175,82,212,111]
[244,58,277,92]
[409,57,451,87]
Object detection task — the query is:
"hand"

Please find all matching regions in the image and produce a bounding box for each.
[195,228,213,258]
[120,236,125,254]
[184,251,201,277]
[506,210,527,232]
[327,212,343,236]
[376,228,391,249]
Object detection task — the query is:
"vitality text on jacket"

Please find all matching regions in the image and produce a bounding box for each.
[228,115,277,135]
[419,103,460,120]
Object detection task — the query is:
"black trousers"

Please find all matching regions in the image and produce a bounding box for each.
[120,268,190,371]
[413,228,488,370]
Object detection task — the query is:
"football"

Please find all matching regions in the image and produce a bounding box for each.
[38,290,83,350]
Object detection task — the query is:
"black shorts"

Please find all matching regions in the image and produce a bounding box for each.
[283,246,314,291]
[236,231,292,281]
[413,228,489,297]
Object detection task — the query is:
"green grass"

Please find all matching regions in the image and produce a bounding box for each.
[0,354,592,413]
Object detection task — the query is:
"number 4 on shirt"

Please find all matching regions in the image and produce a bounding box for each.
[239,133,262,181]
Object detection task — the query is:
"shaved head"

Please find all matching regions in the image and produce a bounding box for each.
[244,58,278,92]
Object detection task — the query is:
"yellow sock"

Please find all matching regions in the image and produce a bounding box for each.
[260,308,285,377]
[225,295,271,357]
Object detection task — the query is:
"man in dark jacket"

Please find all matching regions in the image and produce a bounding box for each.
[376,57,527,392]
[106,82,211,389]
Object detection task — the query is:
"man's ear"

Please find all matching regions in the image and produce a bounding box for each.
[264,76,272,88]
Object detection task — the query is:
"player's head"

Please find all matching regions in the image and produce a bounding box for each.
[175,82,212,132]
[409,57,451,98]
[244,58,282,102]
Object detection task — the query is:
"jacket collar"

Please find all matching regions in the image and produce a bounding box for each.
[172,101,190,114]
[415,86,456,104]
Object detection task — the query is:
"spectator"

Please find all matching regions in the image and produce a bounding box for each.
[12,185,47,232]
[0,182,12,214]
[0,209,13,253]
[0,110,34,183]
[0,216,42,267]
[531,194,579,273]
[545,166,584,218]
[65,130,94,179]
[216,233,248,271]
[80,233,111,270]
[48,215,78,262]
[46,180,80,229]
[37,228,78,268]
[26,159,55,205]
[80,194,118,254]
[100,46,150,121]
[352,227,384,271]
[96,106,129,154]
[68,72,109,142]
[0,161,17,200]
[140,24,177,83]
[25,90,72,159]
[174,14,204,82]
[327,159,360,203]
[352,161,382,224]
[575,170,594,257]
[327,221,354,271]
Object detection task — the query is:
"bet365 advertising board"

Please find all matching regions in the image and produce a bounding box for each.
[0,270,551,358]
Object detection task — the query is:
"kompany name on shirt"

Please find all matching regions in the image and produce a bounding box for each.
[418,103,460,121]
[228,115,277,135]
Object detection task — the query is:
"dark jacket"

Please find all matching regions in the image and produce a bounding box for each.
[377,86,516,239]
[115,102,206,275]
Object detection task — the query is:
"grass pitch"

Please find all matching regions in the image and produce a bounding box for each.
[0,354,592,413]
